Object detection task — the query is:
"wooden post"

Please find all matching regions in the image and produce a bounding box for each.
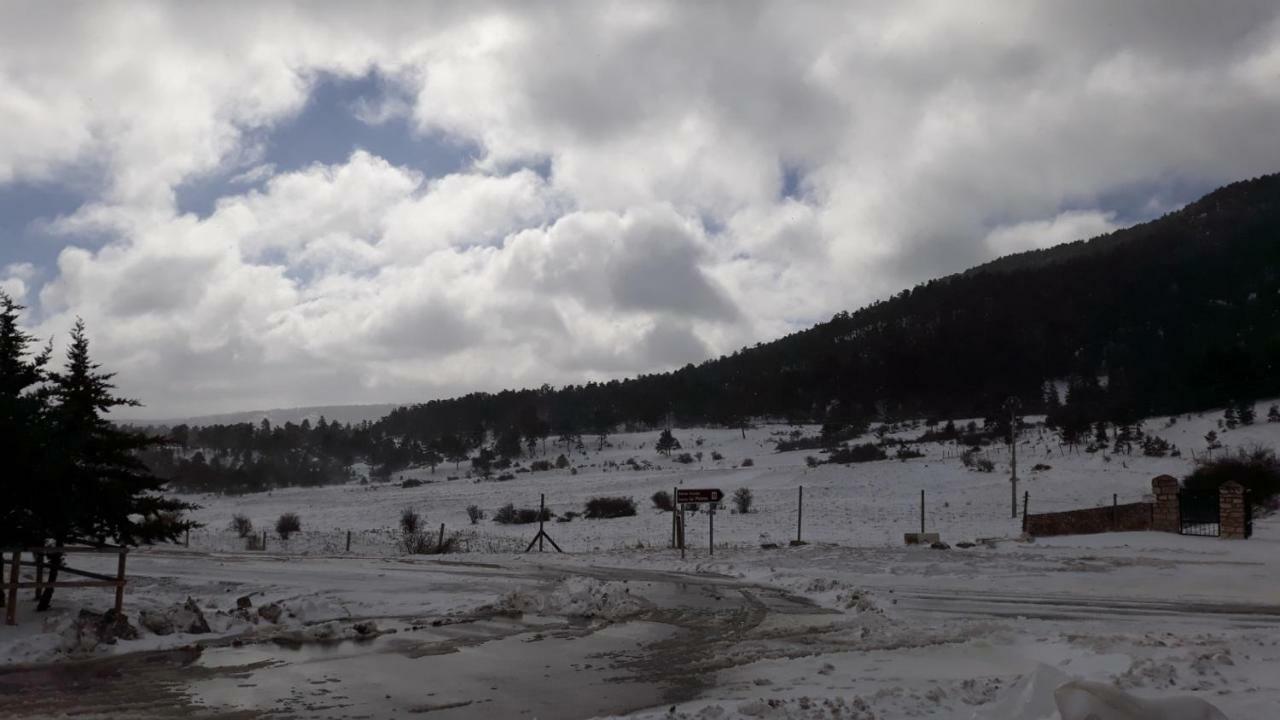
[114,550,127,615]
[1112,493,1118,531]
[346,530,352,552]
[0,553,4,609]
[7,551,19,626]
[34,553,44,601]
[920,490,925,534]
[262,530,267,551]
[797,486,804,544]
[184,529,190,548]
[1022,491,1029,530]
[438,523,446,552]
[539,494,546,552]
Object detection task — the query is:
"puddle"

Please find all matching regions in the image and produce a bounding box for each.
[191,619,678,719]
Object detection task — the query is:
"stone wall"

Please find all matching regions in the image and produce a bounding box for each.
[1220,481,1247,539]
[1151,475,1181,533]
[1024,502,1153,537]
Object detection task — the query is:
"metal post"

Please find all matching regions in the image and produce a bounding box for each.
[438,523,446,552]
[1112,493,1118,531]
[672,486,678,549]
[797,486,804,544]
[346,530,352,552]
[920,490,925,534]
[185,529,190,548]
[539,494,546,552]
[262,529,267,551]
[1022,491,1029,531]
[709,507,714,556]
[1010,399,1019,518]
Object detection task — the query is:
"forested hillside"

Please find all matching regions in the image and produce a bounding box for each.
[149,173,1280,491]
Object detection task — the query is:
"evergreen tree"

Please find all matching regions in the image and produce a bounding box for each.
[1237,399,1256,425]
[0,292,51,551]
[36,319,196,610]
[655,428,681,456]
[1268,405,1280,423]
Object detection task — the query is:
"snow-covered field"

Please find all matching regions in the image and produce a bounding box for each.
[2,407,1278,719]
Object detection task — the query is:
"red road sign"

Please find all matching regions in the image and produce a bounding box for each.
[676,488,723,504]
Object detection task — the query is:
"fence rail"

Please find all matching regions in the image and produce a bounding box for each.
[0,546,128,626]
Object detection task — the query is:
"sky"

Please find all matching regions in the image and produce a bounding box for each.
[2,1,1280,419]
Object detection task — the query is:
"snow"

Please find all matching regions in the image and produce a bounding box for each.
[3,406,1279,718]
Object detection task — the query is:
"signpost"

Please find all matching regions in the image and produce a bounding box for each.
[675,489,723,557]
[676,488,723,504]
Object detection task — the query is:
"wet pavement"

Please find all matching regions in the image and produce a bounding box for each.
[0,566,838,719]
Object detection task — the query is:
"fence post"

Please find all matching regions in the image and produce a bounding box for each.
[438,523,446,551]
[114,550,127,615]
[1112,493,1118,531]
[709,507,714,556]
[672,485,678,549]
[262,530,268,551]
[538,494,546,552]
[1022,491,1029,531]
[346,530,352,552]
[797,486,803,544]
[185,529,190,548]
[920,490,925,534]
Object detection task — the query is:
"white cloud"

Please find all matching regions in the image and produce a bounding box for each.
[983,210,1122,256]
[4,2,1280,415]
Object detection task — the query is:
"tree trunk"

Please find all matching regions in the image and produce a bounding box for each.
[36,548,62,612]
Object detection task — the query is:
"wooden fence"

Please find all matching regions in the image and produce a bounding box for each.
[0,547,128,626]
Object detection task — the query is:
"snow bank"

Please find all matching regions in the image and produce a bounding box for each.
[489,576,648,620]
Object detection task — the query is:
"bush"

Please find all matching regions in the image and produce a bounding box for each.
[961,449,995,472]
[495,473,516,481]
[584,496,637,519]
[733,487,753,514]
[740,458,754,467]
[896,446,925,461]
[827,443,888,464]
[805,455,820,468]
[674,452,695,464]
[275,513,301,540]
[652,490,674,511]
[555,454,570,469]
[710,451,723,461]
[401,478,423,488]
[229,514,253,538]
[1031,463,1052,472]
[529,460,554,472]
[493,503,551,525]
[1183,445,1280,506]
[466,505,485,524]
[245,534,265,551]
[400,507,430,554]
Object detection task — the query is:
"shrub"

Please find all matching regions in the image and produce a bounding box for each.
[710,451,723,461]
[400,507,430,554]
[674,452,695,464]
[1183,445,1280,506]
[1141,436,1173,457]
[557,511,580,523]
[245,534,265,551]
[493,503,551,524]
[652,490,674,511]
[828,443,888,464]
[961,449,995,472]
[740,458,754,467]
[466,505,485,524]
[229,514,253,538]
[401,478,423,488]
[1031,463,1052,472]
[896,445,924,461]
[495,473,516,481]
[805,455,820,468]
[529,459,554,472]
[275,513,301,540]
[555,454,570,469]
[584,496,637,519]
[733,487,753,514]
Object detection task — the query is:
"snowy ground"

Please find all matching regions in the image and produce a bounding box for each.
[2,407,1278,718]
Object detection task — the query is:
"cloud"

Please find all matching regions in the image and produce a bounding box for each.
[983,210,1122,256]
[4,2,1280,416]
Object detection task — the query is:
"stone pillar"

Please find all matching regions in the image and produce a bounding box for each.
[1151,475,1181,533]
[1219,481,1247,539]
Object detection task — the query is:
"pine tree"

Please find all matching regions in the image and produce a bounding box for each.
[36,319,196,610]
[0,293,51,551]
[1267,405,1280,423]
[655,428,681,456]
[1237,400,1255,425]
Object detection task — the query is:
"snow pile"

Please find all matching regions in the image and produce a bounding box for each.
[1054,680,1229,720]
[975,665,1231,720]
[490,576,648,620]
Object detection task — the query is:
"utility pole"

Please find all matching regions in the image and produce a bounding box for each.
[1005,396,1021,518]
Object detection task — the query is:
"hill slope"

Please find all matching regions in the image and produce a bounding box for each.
[376,173,1280,439]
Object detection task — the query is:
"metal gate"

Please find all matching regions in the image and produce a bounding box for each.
[1179,491,1220,537]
